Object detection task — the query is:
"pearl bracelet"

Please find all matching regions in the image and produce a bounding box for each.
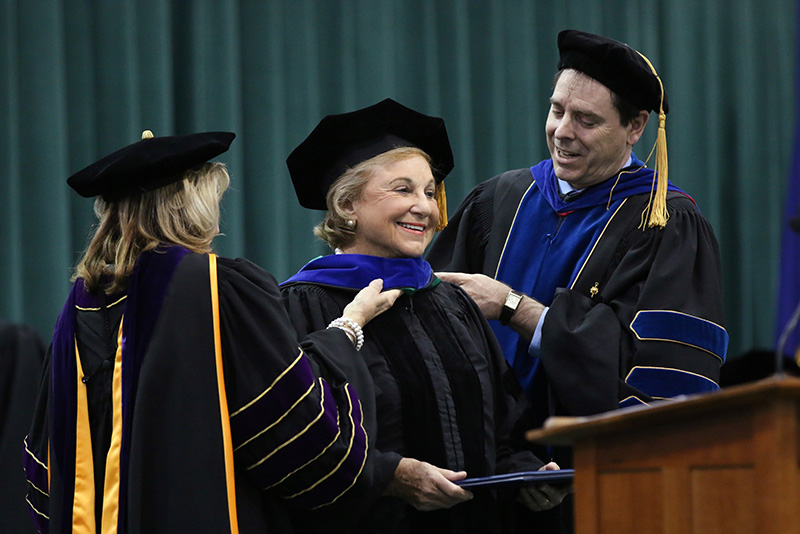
[327,317,365,351]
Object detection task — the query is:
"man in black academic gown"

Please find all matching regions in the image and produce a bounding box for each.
[428,29,726,436]
[428,31,727,532]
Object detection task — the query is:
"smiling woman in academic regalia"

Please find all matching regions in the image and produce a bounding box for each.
[281,99,570,534]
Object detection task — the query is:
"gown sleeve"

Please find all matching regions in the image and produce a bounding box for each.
[540,198,727,415]
[23,343,51,534]
[280,283,403,523]
[216,257,375,509]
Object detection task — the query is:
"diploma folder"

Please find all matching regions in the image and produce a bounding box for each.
[456,469,574,489]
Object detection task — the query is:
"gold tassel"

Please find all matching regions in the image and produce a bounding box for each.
[141,130,154,140]
[636,52,669,229]
[435,181,448,231]
[648,109,669,228]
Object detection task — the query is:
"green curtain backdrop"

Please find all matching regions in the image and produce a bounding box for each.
[2,0,796,361]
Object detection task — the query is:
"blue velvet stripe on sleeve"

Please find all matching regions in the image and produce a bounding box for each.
[624,366,720,405]
[630,310,728,363]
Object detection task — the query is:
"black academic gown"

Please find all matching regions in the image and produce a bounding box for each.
[282,273,544,534]
[427,166,726,422]
[24,248,375,534]
[428,165,726,534]
[1,321,45,534]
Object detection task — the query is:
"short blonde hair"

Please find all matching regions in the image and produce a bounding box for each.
[73,161,230,294]
[314,147,440,250]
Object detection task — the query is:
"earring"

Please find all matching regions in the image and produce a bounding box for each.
[346,219,356,229]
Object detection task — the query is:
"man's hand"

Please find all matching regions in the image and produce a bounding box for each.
[436,272,545,339]
[435,272,509,319]
[517,462,573,512]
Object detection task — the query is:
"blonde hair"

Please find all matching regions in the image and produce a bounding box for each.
[73,162,230,294]
[314,147,441,250]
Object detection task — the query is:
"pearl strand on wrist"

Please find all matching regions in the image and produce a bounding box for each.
[327,317,364,350]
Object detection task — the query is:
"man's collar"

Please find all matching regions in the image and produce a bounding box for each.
[556,154,634,195]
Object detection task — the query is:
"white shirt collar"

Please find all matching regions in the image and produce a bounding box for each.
[557,154,634,195]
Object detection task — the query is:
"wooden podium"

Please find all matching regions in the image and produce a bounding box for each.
[527,376,800,534]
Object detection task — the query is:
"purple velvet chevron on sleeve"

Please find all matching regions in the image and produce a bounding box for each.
[23,435,50,533]
[229,351,367,508]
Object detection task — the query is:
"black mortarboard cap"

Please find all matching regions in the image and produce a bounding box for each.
[557,29,668,114]
[558,29,672,229]
[68,130,236,199]
[286,98,454,211]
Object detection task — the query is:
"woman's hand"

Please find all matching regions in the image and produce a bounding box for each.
[517,462,573,512]
[341,278,402,327]
[383,458,473,511]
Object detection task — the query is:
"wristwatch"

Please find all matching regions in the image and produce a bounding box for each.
[499,289,524,326]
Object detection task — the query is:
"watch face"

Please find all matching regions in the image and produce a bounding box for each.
[500,290,523,326]
[505,290,523,310]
